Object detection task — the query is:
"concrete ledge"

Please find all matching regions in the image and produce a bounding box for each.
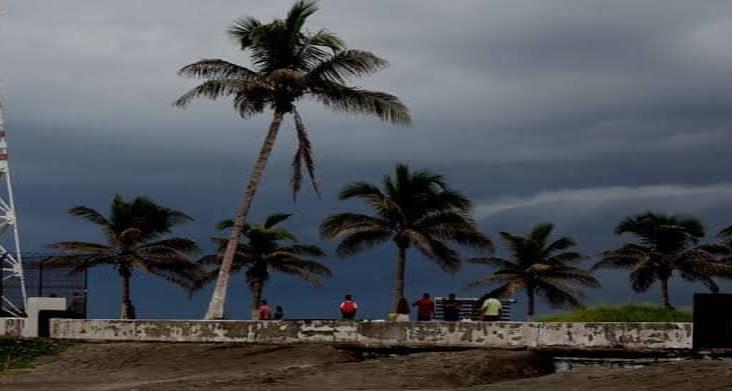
[0,317,25,336]
[537,322,692,350]
[50,319,693,350]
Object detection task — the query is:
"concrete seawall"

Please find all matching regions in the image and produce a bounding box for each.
[50,319,693,350]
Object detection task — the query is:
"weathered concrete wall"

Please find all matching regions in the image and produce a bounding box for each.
[0,317,24,336]
[537,322,692,350]
[50,319,693,350]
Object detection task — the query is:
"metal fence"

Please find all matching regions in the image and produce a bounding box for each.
[0,253,87,317]
[434,297,513,321]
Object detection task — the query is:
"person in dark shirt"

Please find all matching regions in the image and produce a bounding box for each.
[395,298,410,321]
[412,293,435,321]
[274,305,284,320]
[443,293,461,321]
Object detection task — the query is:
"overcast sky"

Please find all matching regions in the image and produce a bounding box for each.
[2,0,732,320]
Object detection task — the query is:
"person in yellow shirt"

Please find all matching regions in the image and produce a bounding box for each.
[481,297,502,321]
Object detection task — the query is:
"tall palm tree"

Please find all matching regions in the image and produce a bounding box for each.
[45,195,201,319]
[595,212,732,308]
[469,224,599,320]
[321,164,492,311]
[198,213,330,318]
[175,0,410,319]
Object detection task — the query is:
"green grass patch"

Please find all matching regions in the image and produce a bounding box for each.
[538,304,692,322]
[0,337,72,371]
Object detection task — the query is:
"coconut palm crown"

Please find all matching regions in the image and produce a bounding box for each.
[45,195,201,319]
[198,213,331,317]
[321,163,492,311]
[469,223,599,320]
[175,0,410,319]
[595,212,732,308]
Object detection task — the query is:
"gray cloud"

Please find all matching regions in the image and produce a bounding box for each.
[2,0,732,318]
[476,183,732,219]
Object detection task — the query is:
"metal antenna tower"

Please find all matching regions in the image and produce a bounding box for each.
[0,97,27,316]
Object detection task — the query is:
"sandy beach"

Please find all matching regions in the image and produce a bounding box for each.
[1,342,730,390]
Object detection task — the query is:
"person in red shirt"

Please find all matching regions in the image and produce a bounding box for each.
[340,294,358,320]
[412,293,435,321]
[259,299,273,320]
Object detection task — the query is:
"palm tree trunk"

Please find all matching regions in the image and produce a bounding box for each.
[394,245,407,311]
[660,277,671,308]
[527,286,535,322]
[205,111,286,320]
[120,267,134,320]
[250,279,264,320]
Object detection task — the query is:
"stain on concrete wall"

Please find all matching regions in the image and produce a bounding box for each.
[0,318,24,336]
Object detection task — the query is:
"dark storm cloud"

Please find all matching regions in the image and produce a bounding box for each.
[2,0,732,318]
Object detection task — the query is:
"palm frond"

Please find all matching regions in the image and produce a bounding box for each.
[68,206,114,230]
[719,225,732,239]
[46,241,112,254]
[543,237,576,255]
[178,59,259,80]
[403,229,461,273]
[320,212,390,239]
[467,256,517,270]
[545,251,586,264]
[138,237,200,254]
[291,109,320,200]
[263,213,293,229]
[228,16,263,50]
[174,79,272,118]
[279,244,326,257]
[467,272,523,289]
[334,228,392,257]
[307,50,387,83]
[312,82,411,125]
[535,279,584,308]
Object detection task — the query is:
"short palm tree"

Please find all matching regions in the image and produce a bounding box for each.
[198,213,331,318]
[45,195,201,319]
[175,0,410,319]
[321,164,492,311]
[595,212,732,308]
[469,224,599,320]
[705,225,732,258]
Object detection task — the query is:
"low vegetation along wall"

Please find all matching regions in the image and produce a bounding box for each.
[49,319,693,350]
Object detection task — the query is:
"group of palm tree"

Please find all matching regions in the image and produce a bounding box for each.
[46,171,732,321]
[44,1,732,320]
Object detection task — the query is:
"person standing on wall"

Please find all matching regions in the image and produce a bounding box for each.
[443,293,461,321]
[412,293,435,321]
[259,299,273,320]
[274,305,284,320]
[481,296,502,321]
[340,294,358,320]
[395,297,410,321]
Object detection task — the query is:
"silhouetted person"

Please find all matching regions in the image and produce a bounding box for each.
[68,292,85,318]
[340,294,358,320]
[259,299,272,320]
[412,293,435,321]
[274,305,284,320]
[443,293,460,321]
[395,298,410,321]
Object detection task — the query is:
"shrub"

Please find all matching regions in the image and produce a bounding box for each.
[538,304,692,322]
[0,337,71,371]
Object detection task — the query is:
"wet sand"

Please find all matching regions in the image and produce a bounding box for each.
[1,342,730,390]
